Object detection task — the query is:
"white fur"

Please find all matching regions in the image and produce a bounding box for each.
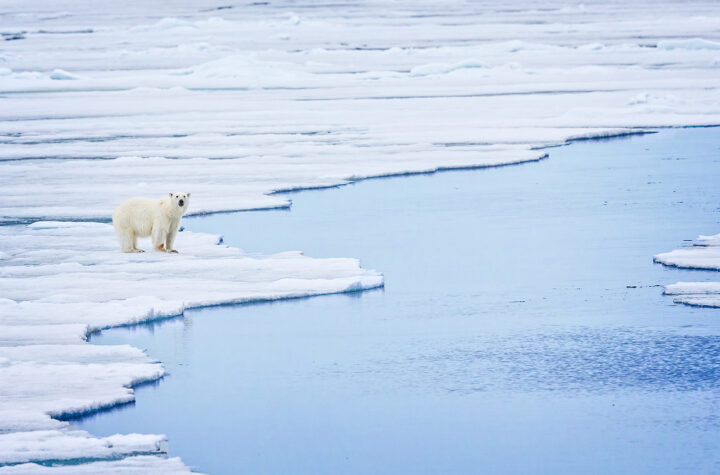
[112,193,190,253]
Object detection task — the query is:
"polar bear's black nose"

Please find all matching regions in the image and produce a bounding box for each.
[179,199,185,207]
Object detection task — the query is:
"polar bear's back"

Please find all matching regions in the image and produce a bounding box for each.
[112,197,161,237]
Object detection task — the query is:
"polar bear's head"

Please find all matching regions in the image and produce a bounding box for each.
[169,192,191,214]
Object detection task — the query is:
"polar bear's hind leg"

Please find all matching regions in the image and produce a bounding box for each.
[131,233,145,253]
[115,226,137,253]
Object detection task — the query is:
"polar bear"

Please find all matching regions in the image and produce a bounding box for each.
[112,193,190,253]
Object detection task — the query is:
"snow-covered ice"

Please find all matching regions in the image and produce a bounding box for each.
[1,0,720,471]
[657,233,720,307]
[664,282,720,308]
[655,233,720,271]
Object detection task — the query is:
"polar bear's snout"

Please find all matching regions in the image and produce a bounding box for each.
[179,199,185,207]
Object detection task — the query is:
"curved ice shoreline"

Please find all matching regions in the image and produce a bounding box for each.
[0,222,382,472]
[2,0,720,472]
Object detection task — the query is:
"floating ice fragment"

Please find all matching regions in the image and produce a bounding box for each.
[663,282,720,307]
[657,232,720,307]
[654,232,720,271]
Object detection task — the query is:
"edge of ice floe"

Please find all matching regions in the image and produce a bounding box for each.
[45,278,384,422]
[85,276,384,337]
[188,151,551,207]
[49,377,165,422]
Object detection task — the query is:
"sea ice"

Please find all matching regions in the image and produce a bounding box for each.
[657,233,720,307]
[664,282,720,308]
[654,233,720,271]
[1,0,720,471]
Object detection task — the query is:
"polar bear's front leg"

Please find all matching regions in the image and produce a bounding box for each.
[166,226,179,253]
[151,221,168,252]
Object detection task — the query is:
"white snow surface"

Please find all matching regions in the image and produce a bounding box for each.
[2,0,720,471]
[657,233,720,307]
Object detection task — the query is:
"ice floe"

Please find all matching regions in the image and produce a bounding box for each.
[2,0,720,471]
[664,282,720,308]
[656,233,720,307]
[655,233,720,271]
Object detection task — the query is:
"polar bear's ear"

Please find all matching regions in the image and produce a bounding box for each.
[186,193,191,197]
[169,192,173,197]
